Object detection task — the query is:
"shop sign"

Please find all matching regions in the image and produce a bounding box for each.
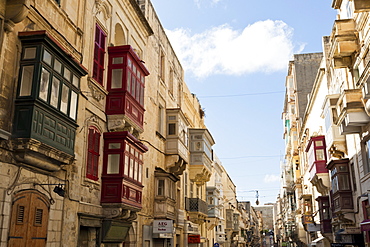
[360,220,370,231]
[344,227,361,234]
[188,234,201,243]
[153,220,173,233]
[307,223,321,232]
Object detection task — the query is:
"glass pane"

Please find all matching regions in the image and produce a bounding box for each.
[23,47,36,59]
[128,59,132,68]
[111,69,123,89]
[127,71,131,92]
[107,154,120,174]
[60,84,69,114]
[168,123,176,135]
[50,77,60,108]
[54,60,62,74]
[129,159,134,178]
[43,50,52,65]
[338,174,350,190]
[39,68,50,101]
[124,157,129,176]
[134,160,138,181]
[140,86,144,105]
[315,140,323,147]
[138,164,142,183]
[109,143,121,149]
[19,66,34,96]
[315,149,325,161]
[69,91,78,120]
[131,76,136,96]
[63,67,71,81]
[113,57,123,64]
[72,74,79,87]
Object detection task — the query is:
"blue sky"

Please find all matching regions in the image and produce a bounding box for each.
[150,0,337,205]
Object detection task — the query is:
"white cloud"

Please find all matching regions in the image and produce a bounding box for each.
[264,174,280,183]
[194,0,221,8]
[165,20,297,78]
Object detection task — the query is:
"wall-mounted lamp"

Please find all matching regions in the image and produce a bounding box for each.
[35,183,66,197]
[53,184,65,197]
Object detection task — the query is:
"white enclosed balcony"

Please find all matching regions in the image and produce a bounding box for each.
[336,89,370,134]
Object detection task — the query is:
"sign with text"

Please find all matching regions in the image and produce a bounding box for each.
[153,220,173,233]
[188,234,201,243]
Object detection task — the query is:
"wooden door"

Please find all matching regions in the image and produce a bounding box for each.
[8,190,50,247]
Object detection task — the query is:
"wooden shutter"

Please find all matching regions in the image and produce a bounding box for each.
[86,127,100,180]
[93,25,106,85]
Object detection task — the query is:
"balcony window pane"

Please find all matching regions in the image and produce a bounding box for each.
[168,123,176,135]
[107,154,120,174]
[43,50,52,65]
[69,91,78,120]
[124,156,129,176]
[338,174,350,190]
[113,57,123,64]
[60,84,69,114]
[158,179,165,196]
[63,67,71,82]
[54,60,62,74]
[109,143,121,149]
[127,71,131,92]
[39,68,50,101]
[138,164,142,183]
[129,159,134,178]
[50,77,60,108]
[315,149,325,161]
[134,160,138,181]
[19,66,34,96]
[111,69,123,89]
[72,74,79,87]
[315,140,323,146]
[23,47,36,59]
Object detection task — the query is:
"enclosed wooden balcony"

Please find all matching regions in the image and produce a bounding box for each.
[329,19,358,68]
[101,131,148,211]
[354,0,370,12]
[323,95,347,159]
[327,159,354,213]
[336,89,370,134]
[106,45,150,135]
[165,108,190,175]
[188,128,215,184]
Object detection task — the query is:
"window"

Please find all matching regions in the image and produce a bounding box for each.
[93,24,106,85]
[157,179,165,196]
[86,127,100,181]
[158,105,165,135]
[18,47,80,120]
[364,139,370,174]
[160,51,165,81]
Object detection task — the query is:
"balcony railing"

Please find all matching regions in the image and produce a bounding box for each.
[185,198,208,215]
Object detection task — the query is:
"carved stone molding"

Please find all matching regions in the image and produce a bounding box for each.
[103,208,137,222]
[87,78,106,102]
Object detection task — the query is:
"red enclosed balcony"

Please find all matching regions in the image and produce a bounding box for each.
[305,136,328,180]
[101,131,148,210]
[106,45,149,133]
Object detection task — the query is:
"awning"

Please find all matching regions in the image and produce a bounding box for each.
[360,219,370,231]
[311,236,325,245]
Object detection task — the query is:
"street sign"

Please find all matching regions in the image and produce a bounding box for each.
[214,243,220,247]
